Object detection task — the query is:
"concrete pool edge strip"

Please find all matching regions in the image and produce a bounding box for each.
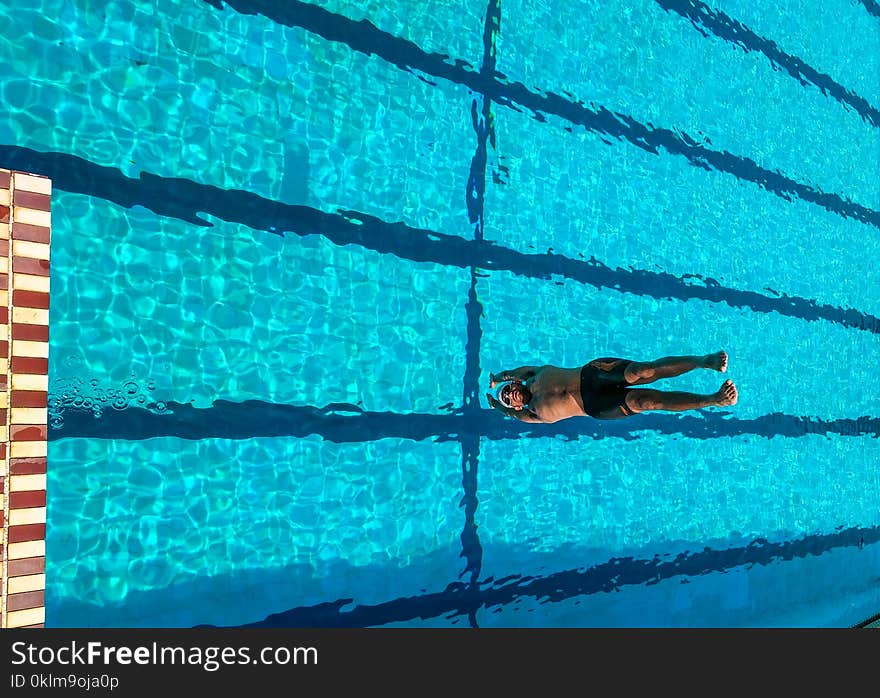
[0,168,50,630]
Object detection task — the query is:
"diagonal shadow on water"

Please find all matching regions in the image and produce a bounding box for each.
[219,525,880,627]
[654,0,880,128]
[3,146,877,336]
[199,0,880,228]
[48,401,880,442]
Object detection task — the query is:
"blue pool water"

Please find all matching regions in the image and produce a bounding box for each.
[2,0,879,627]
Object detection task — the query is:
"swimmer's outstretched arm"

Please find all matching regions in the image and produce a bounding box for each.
[489,365,539,387]
[485,393,544,423]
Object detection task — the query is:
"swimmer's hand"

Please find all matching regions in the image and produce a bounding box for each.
[490,372,523,389]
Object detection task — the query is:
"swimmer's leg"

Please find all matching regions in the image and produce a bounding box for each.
[623,350,728,385]
[624,379,738,413]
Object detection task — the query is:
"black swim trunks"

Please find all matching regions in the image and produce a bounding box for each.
[580,358,636,420]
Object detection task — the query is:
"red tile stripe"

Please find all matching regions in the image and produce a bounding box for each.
[7,556,45,577]
[8,524,45,543]
[12,324,48,342]
[7,590,44,612]
[11,392,48,408]
[12,191,50,211]
[12,290,49,310]
[12,257,49,276]
[11,223,50,244]
[10,457,47,475]
[9,492,46,509]
[3,169,51,629]
[11,357,48,374]
[11,425,47,441]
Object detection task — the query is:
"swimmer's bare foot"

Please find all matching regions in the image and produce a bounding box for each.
[715,379,737,406]
[704,351,728,372]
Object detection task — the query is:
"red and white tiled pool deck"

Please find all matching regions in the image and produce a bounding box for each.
[0,168,51,629]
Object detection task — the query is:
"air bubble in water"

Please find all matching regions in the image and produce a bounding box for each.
[50,375,162,424]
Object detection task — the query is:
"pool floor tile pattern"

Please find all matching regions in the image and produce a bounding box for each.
[0,168,50,629]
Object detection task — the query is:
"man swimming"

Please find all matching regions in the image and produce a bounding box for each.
[486,351,737,423]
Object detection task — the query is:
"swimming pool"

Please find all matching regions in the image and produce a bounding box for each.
[2,0,879,627]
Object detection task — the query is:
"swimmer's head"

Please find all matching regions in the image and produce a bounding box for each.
[497,381,528,410]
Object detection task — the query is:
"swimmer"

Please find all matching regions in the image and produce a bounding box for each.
[486,351,737,423]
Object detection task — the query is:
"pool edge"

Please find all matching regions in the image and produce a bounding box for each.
[0,168,51,629]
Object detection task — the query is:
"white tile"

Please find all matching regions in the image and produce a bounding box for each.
[12,239,50,260]
[11,407,48,425]
[13,340,49,358]
[13,173,51,195]
[10,441,48,458]
[9,473,47,491]
[6,607,45,628]
[12,273,50,293]
[9,507,47,526]
[8,573,46,594]
[8,540,46,560]
[12,307,48,325]
[11,374,48,391]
